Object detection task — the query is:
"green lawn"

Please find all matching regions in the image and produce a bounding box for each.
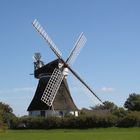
[0,128,140,140]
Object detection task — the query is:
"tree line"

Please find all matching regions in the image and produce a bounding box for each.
[0,93,140,130]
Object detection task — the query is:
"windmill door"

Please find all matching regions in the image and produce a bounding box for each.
[41,110,45,117]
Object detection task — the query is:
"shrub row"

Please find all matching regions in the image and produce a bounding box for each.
[10,111,140,129]
[12,115,116,129]
[117,111,140,127]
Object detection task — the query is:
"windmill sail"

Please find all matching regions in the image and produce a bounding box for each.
[66,32,87,65]
[41,68,64,106]
[67,64,104,104]
[32,19,62,59]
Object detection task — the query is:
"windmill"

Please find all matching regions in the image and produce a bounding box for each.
[27,19,103,117]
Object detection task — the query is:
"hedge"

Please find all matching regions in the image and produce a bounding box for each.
[117,111,140,127]
[12,114,117,129]
[10,111,140,129]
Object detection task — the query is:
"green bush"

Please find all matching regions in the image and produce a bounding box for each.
[12,114,118,129]
[117,111,140,127]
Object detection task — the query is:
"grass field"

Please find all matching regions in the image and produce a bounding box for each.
[0,128,140,140]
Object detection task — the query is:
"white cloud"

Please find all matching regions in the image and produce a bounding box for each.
[0,87,35,94]
[101,86,114,93]
[12,87,35,92]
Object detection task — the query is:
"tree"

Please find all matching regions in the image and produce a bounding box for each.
[0,102,13,113]
[112,107,126,118]
[124,93,140,111]
[0,101,17,129]
[91,101,118,111]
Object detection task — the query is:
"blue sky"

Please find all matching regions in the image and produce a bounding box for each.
[0,0,140,116]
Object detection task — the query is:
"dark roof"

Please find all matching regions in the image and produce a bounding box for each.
[34,59,60,78]
[27,59,78,111]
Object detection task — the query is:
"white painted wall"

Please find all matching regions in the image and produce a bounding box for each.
[28,110,78,117]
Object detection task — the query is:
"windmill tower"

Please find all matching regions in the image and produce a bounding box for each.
[27,58,78,117]
[27,19,103,117]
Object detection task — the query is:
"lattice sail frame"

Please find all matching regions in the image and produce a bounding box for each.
[41,68,64,106]
[66,32,87,65]
[32,19,62,58]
